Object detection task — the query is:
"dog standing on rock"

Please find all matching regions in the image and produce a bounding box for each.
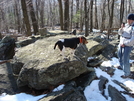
[54,36,88,59]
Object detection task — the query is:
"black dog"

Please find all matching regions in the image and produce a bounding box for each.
[54,36,88,58]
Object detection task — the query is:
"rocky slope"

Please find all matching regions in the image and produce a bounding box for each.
[0,33,134,101]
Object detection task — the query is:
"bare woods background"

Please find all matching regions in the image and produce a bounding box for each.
[0,0,133,37]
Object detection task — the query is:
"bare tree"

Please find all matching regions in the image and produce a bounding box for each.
[0,0,134,37]
[35,0,39,20]
[107,0,115,39]
[58,0,64,30]
[21,0,31,36]
[35,0,44,28]
[80,0,85,31]
[128,0,132,14]
[118,0,124,39]
[84,0,89,36]
[64,0,69,31]
[100,0,106,32]
[49,0,55,29]
[94,0,98,29]
[0,7,8,33]
[120,0,125,25]
[40,0,45,28]
[14,0,21,33]
[89,0,93,32]
[70,0,73,30]
[28,0,39,35]
[80,0,84,32]
[76,0,79,28]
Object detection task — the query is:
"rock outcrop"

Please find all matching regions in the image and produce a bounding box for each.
[0,36,16,60]
[39,86,87,101]
[13,34,118,90]
[1,33,134,101]
[15,35,91,90]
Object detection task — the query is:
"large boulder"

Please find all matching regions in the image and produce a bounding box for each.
[86,39,100,56]
[86,38,108,57]
[15,35,91,90]
[0,36,16,60]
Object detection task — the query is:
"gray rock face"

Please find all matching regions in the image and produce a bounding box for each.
[17,57,89,90]
[14,34,118,90]
[16,35,90,90]
[11,62,24,75]
[39,87,87,101]
[86,36,110,57]
[108,85,127,101]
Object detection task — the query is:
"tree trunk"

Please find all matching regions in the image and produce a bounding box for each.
[40,0,45,28]
[70,0,73,30]
[21,0,31,36]
[80,1,84,32]
[49,0,54,29]
[28,0,39,35]
[107,0,115,39]
[100,0,106,33]
[14,0,21,33]
[120,0,125,25]
[0,8,8,33]
[118,0,124,39]
[128,0,132,14]
[35,0,39,21]
[64,0,69,31]
[58,0,64,30]
[89,0,93,32]
[76,0,79,28]
[94,0,98,29]
[84,0,89,37]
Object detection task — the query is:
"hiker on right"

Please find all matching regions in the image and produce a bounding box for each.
[117,13,134,78]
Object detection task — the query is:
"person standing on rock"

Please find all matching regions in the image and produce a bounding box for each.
[117,13,134,78]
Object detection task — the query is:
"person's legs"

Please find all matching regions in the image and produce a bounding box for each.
[117,45,123,69]
[123,46,132,76]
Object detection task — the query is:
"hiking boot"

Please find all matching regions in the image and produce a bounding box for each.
[117,66,123,70]
[121,74,133,79]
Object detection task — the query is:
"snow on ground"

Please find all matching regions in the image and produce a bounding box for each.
[0,57,134,101]
[0,93,46,101]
